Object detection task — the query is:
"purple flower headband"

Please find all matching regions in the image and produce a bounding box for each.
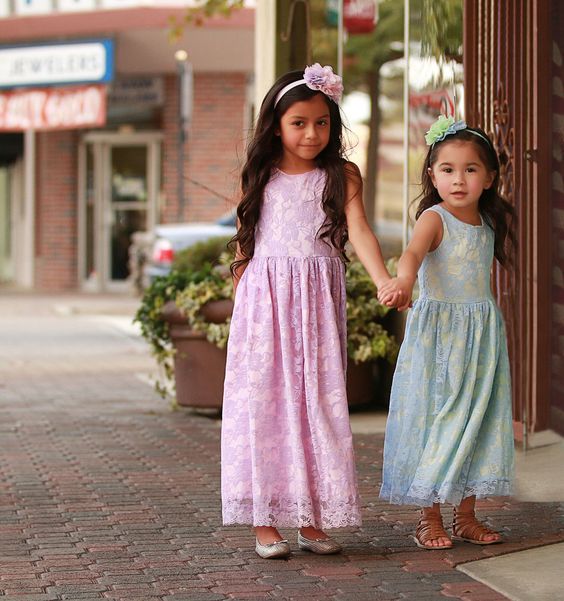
[274,63,344,107]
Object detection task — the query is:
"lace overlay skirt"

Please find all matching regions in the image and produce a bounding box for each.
[380,298,514,507]
[221,256,362,528]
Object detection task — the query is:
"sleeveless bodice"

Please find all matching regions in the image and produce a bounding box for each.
[418,204,495,303]
[253,168,340,258]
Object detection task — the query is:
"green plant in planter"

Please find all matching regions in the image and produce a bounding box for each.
[135,235,399,399]
[345,257,399,364]
[134,237,234,399]
[174,252,233,348]
[172,235,232,274]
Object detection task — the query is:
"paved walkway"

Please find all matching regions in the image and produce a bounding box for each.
[0,292,563,601]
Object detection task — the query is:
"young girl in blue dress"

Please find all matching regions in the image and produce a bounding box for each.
[378,116,517,550]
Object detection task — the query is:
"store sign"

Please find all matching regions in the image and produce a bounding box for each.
[58,0,97,11]
[14,0,53,15]
[0,40,114,89]
[326,0,377,34]
[100,0,142,7]
[2,0,182,15]
[108,77,164,107]
[0,84,107,131]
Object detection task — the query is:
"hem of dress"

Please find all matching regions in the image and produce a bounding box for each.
[379,481,513,508]
[222,519,362,530]
[222,517,363,528]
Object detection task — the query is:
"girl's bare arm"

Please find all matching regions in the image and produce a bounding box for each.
[344,162,391,289]
[380,210,443,310]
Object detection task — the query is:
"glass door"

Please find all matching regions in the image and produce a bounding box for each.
[107,145,148,282]
[79,132,162,291]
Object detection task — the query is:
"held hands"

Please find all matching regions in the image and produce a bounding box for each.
[377,277,413,311]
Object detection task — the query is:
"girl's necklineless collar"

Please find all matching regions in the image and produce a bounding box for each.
[438,203,484,228]
[275,166,319,176]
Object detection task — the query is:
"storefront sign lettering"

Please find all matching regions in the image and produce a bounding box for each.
[0,40,114,89]
[0,84,107,131]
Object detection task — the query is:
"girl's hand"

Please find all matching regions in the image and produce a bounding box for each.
[378,277,413,310]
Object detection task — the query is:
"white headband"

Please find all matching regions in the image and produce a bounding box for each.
[273,64,344,108]
[274,79,307,107]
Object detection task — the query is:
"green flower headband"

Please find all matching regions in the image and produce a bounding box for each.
[425,115,492,147]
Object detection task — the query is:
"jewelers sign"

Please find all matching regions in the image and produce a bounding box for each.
[0,84,106,131]
[0,39,114,89]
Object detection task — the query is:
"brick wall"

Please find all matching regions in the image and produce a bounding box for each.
[30,72,247,291]
[34,130,78,290]
[161,72,247,223]
[551,1,564,428]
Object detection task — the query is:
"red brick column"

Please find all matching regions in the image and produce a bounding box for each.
[34,130,79,290]
[161,72,247,224]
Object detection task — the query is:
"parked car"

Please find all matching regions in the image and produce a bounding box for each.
[143,212,237,284]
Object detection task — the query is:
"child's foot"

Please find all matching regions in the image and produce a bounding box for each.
[298,526,342,554]
[255,526,285,545]
[452,509,502,545]
[254,526,290,559]
[413,509,453,550]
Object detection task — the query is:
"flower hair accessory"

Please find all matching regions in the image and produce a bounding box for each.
[425,115,493,148]
[274,63,344,107]
[425,115,467,146]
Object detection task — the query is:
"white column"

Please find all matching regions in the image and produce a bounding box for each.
[254,0,277,112]
[21,129,35,288]
[402,0,410,251]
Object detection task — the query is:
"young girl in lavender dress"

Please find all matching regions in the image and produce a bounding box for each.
[221,64,399,558]
[378,116,516,550]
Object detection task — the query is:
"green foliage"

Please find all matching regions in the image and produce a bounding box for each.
[134,234,232,400]
[134,268,207,398]
[346,258,399,364]
[172,235,233,274]
[169,0,244,41]
[420,0,463,61]
[136,245,400,400]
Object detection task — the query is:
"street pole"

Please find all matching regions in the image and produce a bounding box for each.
[175,50,192,222]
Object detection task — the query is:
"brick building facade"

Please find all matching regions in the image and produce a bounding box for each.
[0,4,253,292]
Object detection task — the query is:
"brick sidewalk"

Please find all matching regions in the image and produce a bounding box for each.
[1,294,563,601]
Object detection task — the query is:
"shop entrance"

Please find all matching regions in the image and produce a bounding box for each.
[79,132,162,291]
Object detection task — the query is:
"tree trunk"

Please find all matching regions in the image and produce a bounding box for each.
[364,66,382,229]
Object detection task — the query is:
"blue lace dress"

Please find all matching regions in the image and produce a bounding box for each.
[380,204,514,507]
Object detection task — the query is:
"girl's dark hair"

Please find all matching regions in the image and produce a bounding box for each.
[230,70,351,275]
[416,127,517,268]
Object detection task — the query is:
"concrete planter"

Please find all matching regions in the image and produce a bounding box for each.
[162,300,232,409]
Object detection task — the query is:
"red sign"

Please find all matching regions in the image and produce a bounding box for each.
[344,0,377,34]
[0,84,106,131]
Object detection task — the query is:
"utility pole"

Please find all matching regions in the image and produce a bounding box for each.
[174,49,193,222]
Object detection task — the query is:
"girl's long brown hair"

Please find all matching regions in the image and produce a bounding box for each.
[416,128,517,268]
[230,70,350,276]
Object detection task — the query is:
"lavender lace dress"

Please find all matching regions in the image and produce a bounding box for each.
[221,168,361,528]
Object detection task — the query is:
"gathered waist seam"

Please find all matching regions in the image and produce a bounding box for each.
[416,296,495,305]
[252,255,342,260]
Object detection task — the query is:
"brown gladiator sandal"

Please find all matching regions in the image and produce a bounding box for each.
[452,509,502,545]
[413,510,453,550]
